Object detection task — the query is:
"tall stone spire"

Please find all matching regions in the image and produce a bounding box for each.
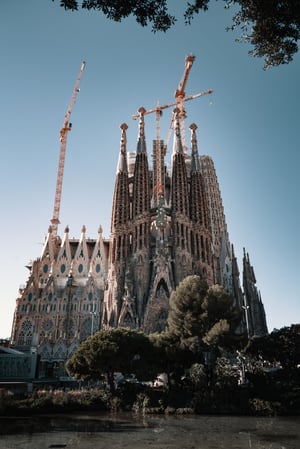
[111,123,130,235]
[190,123,201,173]
[132,107,151,219]
[171,109,189,216]
[172,108,184,156]
[131,107,151,323]
[136,107,147,154]
[116,122,128,173]
[104,123,131,327]
[171,109,191,284]
[243,248,268,336]
[189,123,213,284]
[200,155,230,285]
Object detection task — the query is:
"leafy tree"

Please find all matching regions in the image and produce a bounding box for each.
[167,275,241,353]
[66,327,156,392]
[189,362,208,389]
[185,1,300,69]
[53,1,300,68]
[149,331,198,385]
[213,356,239,388]
[246,324,300,369]
[53,0,175,31]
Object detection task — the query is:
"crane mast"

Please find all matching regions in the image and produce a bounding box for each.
[175,54,195,152]
[50,61,86,238]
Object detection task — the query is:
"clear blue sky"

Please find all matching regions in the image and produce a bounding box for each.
[0,1,299,339]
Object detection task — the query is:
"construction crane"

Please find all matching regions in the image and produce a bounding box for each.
[50,61,86,238]
[132,87,212,205]
[132,87,213,160]
[132,55,212,201]
[132,88,213,121]
[175,54,195,115]
[132,55,212,153]
[174,54,195,151]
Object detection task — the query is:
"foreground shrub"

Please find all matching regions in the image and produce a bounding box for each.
[249,398,281,416]
[0,388,111,416]
[132,393,150,413]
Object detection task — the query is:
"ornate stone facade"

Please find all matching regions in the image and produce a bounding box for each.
[10,111,268,376]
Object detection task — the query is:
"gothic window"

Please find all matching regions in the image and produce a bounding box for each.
[158,311,167,321]
[123,313,133,328]
[155,310,168,333]
[201,235,204,260]
[18,319,33,345]
[206,238,210,263]
[81,318,92,340]
[21,320,32,334]
[63,318,75,338]
[42,319,54,332]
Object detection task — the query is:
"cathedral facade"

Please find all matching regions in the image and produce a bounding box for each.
[9,110,267,378]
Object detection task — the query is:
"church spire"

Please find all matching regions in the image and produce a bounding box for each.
[116,123,128,173]
[189,123,213,284]
[136,107,147,154]
[110,123,130,249]
[172,108,184,156]
[243,248,268,336]
[132,107,151,218]
[190,123,201,173]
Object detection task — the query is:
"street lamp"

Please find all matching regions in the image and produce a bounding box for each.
[242,293,250,340]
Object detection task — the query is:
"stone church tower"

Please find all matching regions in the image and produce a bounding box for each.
[102,111,216,333]
[9,109,268,377]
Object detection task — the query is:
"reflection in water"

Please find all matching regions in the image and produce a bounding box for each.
[0,414,299,449]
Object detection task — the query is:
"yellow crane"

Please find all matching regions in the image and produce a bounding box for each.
[50,61,86,238]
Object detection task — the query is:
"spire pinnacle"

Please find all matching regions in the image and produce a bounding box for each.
[120,123,128,155]
[117,123,128,173]
[137,107,147,153]
[172,108,184,155]
[189,123,201,172]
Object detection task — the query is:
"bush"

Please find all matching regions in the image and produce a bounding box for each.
[0,388,111,416]
[132,393,150,413]
[249,398,280,416]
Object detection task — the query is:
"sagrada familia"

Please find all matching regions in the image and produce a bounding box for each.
[9,91,268,379]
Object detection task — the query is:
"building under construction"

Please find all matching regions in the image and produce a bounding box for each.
[9,57,268,379]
